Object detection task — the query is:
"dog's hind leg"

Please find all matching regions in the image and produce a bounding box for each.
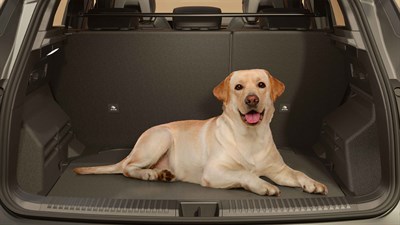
[122,126,175,181]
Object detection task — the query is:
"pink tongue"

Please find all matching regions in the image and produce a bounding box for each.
[245,113,261,124]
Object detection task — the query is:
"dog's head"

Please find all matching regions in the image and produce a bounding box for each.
[213,69,285,126]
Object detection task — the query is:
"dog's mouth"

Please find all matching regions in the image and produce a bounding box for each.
[239,109,265,125]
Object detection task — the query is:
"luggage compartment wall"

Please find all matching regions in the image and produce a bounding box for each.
[17,86,73,195]
[52,31,231,149]
[316,48,385,196]
[231,31,349,149]
[317,87,380,195]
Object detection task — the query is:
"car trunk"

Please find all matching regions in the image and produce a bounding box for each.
[9,29,384,217]
[2,1,397,220]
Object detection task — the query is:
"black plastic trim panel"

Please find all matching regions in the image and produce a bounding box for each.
[41,197,352,217]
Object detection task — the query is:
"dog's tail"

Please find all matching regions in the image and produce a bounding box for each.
[73,161,124,175]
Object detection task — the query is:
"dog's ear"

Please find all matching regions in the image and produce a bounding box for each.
[213,73,232,103]
[266,71,285,102]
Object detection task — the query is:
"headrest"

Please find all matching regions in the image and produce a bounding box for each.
[242,0,260,23]
[259,8,311,30]
[259,0,284,9]
[115,0,156,13]
[242,0,289,23]
[87,8,139,30]
[114,0,156,21]
[172,6,222,31]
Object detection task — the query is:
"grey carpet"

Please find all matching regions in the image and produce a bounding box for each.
[48,148,344,200]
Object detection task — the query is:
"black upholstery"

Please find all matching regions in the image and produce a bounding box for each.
[231,31,348,149]
[87,8,139,30]
[66,0,85,29]
[51,30,348,151]
[52,31,231,148]
[49,148,345,198]
[116,0,171,29]
[123,0,156,13]
[259,8,311,30]
[172,7,222,30]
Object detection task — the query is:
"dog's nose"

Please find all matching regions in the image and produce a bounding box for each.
[245,95,259,107]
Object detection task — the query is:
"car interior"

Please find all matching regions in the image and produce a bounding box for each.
[3,0,396,221]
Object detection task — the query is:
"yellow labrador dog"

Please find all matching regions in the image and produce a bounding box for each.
[74,69,328,196]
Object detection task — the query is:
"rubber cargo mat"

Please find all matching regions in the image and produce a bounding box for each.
[48,148,344,200]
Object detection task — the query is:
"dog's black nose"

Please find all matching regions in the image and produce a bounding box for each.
[245,95,259,107]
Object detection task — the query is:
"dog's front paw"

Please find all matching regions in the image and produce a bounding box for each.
[302,180,328,195]
[140,169,159,181]
[157,169,176,182]
[258,183,281,196]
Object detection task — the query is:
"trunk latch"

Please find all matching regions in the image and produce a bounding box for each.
[179,202,219,217]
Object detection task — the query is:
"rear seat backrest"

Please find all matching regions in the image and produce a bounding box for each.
[54,30,347,150]
[114,0,171,29]
[54,31,231,148]
[172,6,222,31]
[231,31,348,148]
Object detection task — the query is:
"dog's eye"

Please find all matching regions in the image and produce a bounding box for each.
[235,84,243,90]
[258,82,266,88]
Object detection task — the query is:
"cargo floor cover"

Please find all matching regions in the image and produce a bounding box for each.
[49,148,344,200]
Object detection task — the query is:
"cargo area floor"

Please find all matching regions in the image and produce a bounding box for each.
[48,148,344,200]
